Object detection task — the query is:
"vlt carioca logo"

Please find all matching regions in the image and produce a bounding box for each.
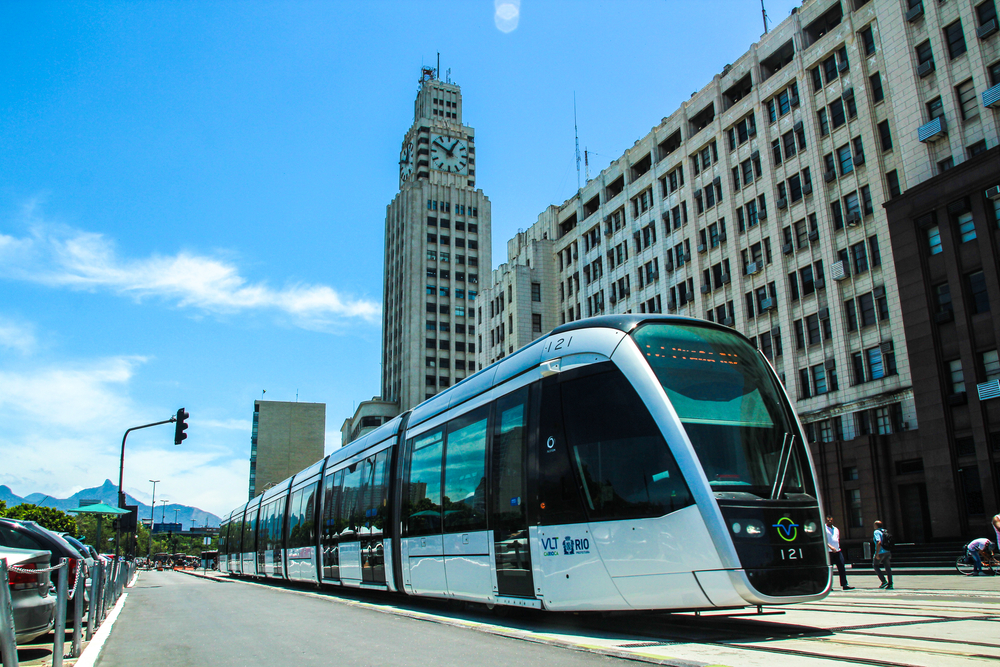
[772,517,799,542]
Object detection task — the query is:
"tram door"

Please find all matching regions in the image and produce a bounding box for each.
[491,388,534,598]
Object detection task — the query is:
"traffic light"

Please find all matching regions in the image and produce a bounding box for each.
[174,408,189,445]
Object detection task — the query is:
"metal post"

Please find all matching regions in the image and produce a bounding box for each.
[53,559,68,667]
[98,562,108,621]
[117,418,177,557]
[71,561,83,658]
[0,559,21,667]
[86,561,101,639]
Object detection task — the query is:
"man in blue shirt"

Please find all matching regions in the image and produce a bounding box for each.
[873,520,893,589]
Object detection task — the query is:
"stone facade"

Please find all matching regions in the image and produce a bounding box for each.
[477,0,1000,543]
[381,72,492,412]
[249,400,325,499]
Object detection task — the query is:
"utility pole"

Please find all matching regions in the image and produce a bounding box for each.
[761,0,769,33]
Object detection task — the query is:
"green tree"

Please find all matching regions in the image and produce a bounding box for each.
[4,503,76,533]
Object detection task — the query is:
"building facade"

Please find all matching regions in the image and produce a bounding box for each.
[340,397,398,447]
[478,0,1000,543]
[884,146,1000,539]
[248,400,325,499]
[381,69,492,412]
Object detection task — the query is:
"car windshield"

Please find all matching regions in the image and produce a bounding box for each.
[632,322,815,499]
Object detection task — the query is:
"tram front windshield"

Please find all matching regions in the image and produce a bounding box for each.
[632,322,814,500]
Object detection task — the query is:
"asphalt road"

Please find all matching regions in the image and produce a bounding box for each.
[94,570,620,667]
[88,568,1000,667]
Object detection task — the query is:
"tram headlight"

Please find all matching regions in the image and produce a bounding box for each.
[803,521,818,534]
[731,522,742,534]
[744,521,765,537]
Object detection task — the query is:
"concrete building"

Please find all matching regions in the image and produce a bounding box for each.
[340,397,398,447]
[478,0,1000,543]
[381,67,492,412]
[883,146,1000,540]
[248,400,325,499]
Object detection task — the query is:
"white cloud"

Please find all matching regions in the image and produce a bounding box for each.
[0,317,37,354]
[0,355,250,516]
[0,357,146,428]
[0,221,380,330]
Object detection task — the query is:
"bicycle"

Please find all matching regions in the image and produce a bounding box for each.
[955,549,998,575]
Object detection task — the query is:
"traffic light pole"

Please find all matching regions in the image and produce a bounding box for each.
[115,411,186,558]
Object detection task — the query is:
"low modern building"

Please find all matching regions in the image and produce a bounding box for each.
[248,400,325,499]
[340,397,399,447]
[477,0,1000,543]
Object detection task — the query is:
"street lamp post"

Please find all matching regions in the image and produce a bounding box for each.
[154,500,168,562]
[147,480,159,567]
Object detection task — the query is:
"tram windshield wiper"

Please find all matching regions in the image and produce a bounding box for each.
[770,432,795,500]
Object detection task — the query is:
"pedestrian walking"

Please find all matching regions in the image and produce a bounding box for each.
[825,516,854,590]
[992,512,1000,545]
[873,520,893,589]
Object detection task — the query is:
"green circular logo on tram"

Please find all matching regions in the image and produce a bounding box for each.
[772,517,799,542]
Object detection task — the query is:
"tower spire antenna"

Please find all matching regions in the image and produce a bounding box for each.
[761,0,769,33]
[574,92,582,191]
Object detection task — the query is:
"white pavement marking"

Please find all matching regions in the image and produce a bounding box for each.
[73,593,129,667]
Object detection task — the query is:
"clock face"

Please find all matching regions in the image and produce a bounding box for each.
[430,134,468,174]
[399,141,414,182]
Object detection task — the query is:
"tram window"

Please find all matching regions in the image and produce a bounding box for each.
[403,429,444,536]
[322,471,343,540]
[560,367,693,520]
[242,513,254,552]
[632,323,814,499]
[287,490,304,548]
[339,464,363,539]
[366,450,390,533]
[444,407,489,532]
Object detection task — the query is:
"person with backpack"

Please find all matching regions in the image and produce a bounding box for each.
[873,520,893,589]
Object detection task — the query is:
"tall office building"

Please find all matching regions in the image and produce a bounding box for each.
[478,0,1000,541]
[381,68,492,412]
[248,400,325,499]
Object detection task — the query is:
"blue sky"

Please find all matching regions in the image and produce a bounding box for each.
[0,0,802,517]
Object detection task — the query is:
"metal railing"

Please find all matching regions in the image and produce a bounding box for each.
[0,556,136,667]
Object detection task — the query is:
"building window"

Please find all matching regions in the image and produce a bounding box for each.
[956,79,978,120]
[967,271,990,313]
[877,120,893,152]
[532,313,542,333]
[927,225,943,255]
[935,282,953,314]
[860,25,876,55]
[531,282,541,302]
[886,170,900,198]
[916,40,934,69]
[957,211,976,243]
[944,20,967,59]
[948,359,965,394]
[927,96,944,121]
[837,144,854,175]
[869,72,884,103]
[983,350,1000,382]
[847,488,863,528]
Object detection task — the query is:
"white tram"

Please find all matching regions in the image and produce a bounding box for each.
[220,315,831,611]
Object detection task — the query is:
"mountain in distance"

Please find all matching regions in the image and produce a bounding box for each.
[0,480,220,529]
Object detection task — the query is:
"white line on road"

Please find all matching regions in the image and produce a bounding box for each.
[74,593,129,667]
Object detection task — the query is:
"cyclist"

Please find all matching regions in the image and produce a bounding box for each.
[966,538,993,576]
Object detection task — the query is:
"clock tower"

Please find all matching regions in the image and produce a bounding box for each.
[382,69,491,412]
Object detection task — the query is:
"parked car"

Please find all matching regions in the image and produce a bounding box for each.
[1,545,57,643]
[0,518,87,612]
